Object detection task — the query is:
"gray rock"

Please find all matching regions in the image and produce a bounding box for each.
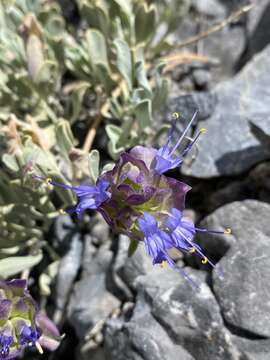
[192,68,212,89]
[116,235,154,290]
[53,213,75,251]
[157,91,216,125]
[192,0,226,18]
[68,247,120,339]
[213,237,270,337]
[135,269,241,360]
[174,0,246,80]
[104,292,194,360]
[85,212,110,246]
[182,45,270,177]
[55,233,83,322]
[197,200,270,258]
[239,0,270,68]
[232,336,270,360]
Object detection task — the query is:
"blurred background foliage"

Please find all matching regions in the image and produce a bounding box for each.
[0,0,191,286]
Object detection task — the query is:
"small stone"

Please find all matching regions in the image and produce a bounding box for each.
[68,247,120,339]
[182,45,270,177]
[135,269,240,360]
[55,233,83,318]
[197,200,270,258]
[213,238,270,337]
[192,68,212,89]
[104,293,195,360]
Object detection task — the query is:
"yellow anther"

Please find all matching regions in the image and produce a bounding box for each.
[189,247,196,254]
[35,341,44,355]
[46,177,52,185]
[59,208,66,215]
[172,112,180,119]
[160,261,167,268]
[202,257,208,264]
[224,228,232,235]
[200,128,207,134]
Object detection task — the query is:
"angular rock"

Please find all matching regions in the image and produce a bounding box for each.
[55,233,83,320]
[116,235,154,290]
[159,92,216,125]
[197,200,270,258]
[232,336,270,360]
[135,269,241,360]
[238,0,270,68]
[213,237,270,337]
[182,45,270,177]
[104,292,194,360]
[68,247,120,339]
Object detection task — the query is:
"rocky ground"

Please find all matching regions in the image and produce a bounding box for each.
[47,1,270,359]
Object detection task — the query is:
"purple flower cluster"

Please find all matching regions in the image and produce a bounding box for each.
[36,112,231,288]
[0,280,61,359]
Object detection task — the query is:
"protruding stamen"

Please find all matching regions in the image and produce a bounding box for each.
[35,341,44,354]
[172,112,180,119]
[201,257,208,264]
[59,209,66,215]
[169,110,198,156]
[160,260,167,268]
[181,127,206,158]
[224,228,232,234]
[189,247,196,254]
[195,227,229,235]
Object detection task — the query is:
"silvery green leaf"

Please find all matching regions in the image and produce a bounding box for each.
[0,252,43,278]
[70,82,89,123]
[135,4,156,44]
[134,99,152,130]
[88,149,100,184]
[86,29,109,68]
[113,38,133,91]
[2,154,19,172]
[34,60,58,85]
[26,34,44,81]
[80,3,109,35]
[55,120,74,158]
[95,62,115,93]
[135,61,151,94]
[106,124,124,159]
[112,0,132,20]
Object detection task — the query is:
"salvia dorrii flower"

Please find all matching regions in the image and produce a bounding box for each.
[0,279,61,359]
[35,112,231,288]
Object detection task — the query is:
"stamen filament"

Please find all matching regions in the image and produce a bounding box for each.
[195,227,231,235]
[35,341,44,354]
[181,128,207,158]
[169,110,198,155]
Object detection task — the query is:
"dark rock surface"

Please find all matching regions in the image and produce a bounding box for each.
[196,200,270,337]
[67,244,120,339]
[181,45,270,178]
[104,287,195,360]
[238,0,270,69]
[134,269,241,360]
[214,240,270,337]
[197,200,270,255]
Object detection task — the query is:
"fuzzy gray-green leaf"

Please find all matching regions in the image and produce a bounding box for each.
[0,253,43,278]
[113,38,133,91]
[88,149,100,184]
